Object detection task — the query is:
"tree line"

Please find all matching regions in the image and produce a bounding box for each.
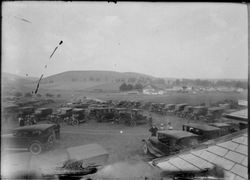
[119,83,144,92]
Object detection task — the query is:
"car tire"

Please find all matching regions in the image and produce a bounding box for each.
[143,142,149,155]
[72,119,79,126]
[47,133,56,148]
[29,142,42,155]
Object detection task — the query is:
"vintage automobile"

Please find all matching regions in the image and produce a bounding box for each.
[2,123,60,155]
[18,106,35,117]
[91,107,116,122]
[182,123,221,141]
[209,122,238,136]
[2,144,109,179]
[163,104,176,114]
[71,108,88,126]
[189,106,208,121]
[130,109,148,126]
[204,107,225,122]
[34,108,53,122]
[179,106,193,118]
[142,130,199,157]
[56,107,73,124]
[113,108,132,125]
[149,103,165,114]
[18,106,35,125]
[174,103,188,116]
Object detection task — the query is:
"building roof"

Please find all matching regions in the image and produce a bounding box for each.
[152,129,248,180]
[207,107,225,111]
[157,130,199,139]
[183,123,221,131]
[209,123,231,128]
[225,109,248,121]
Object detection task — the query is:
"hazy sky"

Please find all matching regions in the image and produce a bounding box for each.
[2,2,248,79]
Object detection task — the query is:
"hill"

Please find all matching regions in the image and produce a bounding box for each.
[40,70,162,91]
[2,72,38,94]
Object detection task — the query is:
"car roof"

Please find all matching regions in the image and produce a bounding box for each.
[59,107,72,110]
[166,104,175,106]
[36,107,52,110]
[183,123,220,131]
[19,106,33,110]
[132,109,142,111]
[73,108,85,111]
[208,107,225,111]
[193,106,207,109]
[176,103,188,107]
[209,122,231,127]
[14,124,56,131]
[157,130,198,139]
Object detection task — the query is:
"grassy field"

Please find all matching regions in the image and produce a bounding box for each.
[52,90,247,106]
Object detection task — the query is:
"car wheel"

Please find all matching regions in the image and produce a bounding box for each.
[47,133,55,148]
[72,119,79,126]
[29,142,42,155]
[143,142,149,155]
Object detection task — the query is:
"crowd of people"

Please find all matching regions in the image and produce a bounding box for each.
[18,115,37,127]
[148,114,173,136]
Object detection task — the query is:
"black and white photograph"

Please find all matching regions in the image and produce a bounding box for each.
[1,1,248,180]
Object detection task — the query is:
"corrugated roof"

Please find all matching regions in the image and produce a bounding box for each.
[225,109,248,121]
[152,130,248,180]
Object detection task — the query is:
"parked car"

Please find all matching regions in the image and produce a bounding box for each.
[204,107,225,122]
[2,124,60,155]
[71,108,88,126]
[209,122,238,136]
[130,109,148,126]
[182,123,221,141]
[163,104,176,114]
[142,130,199,157]
[174,103,188,116]
[190,106,208,120]
[34,108,53,122]
[179,106,193,118]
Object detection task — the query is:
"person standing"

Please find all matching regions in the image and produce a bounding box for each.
[18,116,24,127]
[167,122,173,130]
[148,114,153,128]
[149,124,158,136]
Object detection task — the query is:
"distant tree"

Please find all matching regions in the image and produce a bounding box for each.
[119,83,128,91]
[95,77,100,82]
[15,92,22,97]
[154,78,165,84]
[175,79,181,86]
[72,78,77,82]
[126,84,133,91]
[182,86,187,91]
[128,78,136,83]
[89,77,94,81]
[24,92,32,97]
[57,94,61,98]
[134,83,143,91]
[46,93,54,97]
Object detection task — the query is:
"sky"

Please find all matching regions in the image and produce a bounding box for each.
[2,2,248,79]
